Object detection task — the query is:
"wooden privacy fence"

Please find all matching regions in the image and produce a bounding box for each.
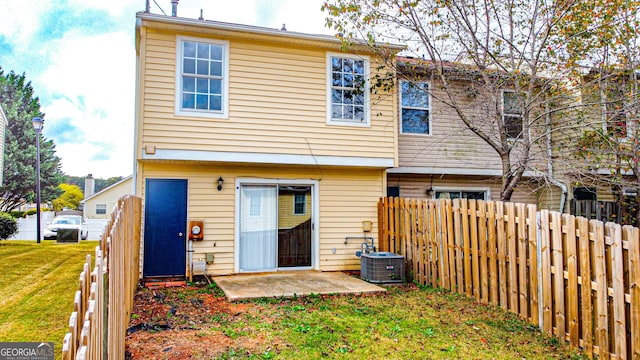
[62,195,142,360]
[378,197,640,360]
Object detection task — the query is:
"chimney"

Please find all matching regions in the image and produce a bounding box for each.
[84,174,95,199]
[171,0,179,16]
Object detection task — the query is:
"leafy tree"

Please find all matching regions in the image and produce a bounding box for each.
[565,0,640,224]
[322,0,635,202]
[0,212,17,240]
[64,175,125,194]
[52,183,84,211]
[0,68,64,211]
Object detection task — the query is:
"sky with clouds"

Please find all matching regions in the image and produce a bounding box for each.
[0,0,329,178]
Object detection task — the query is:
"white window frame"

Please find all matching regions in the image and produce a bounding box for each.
[400,80,431,136]
[431,186,490,201]
[175,36,230,119]
[501,90,524,140]
[95,204,107,215]
[326,52,370,127]
[234,178,320,273]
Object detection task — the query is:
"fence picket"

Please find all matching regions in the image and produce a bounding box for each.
[453,200,465,293]
[469,200,479,300]
[564,214,579,347]
[551,211,566,342]
[507,202,518,313]
[478,201,489,303]
[527,204,538,326]
[539,210,553,335]
[608,223,626,359]
[446,199,456,293]
[461,200,472,296]
[626,225,640,359]
[487,201,498,305]
[592,220,609,359]
[577,216,593,356]
[497,202,508,310]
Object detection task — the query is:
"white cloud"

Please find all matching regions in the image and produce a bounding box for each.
[0,1,53,52]
[39,30,135,177]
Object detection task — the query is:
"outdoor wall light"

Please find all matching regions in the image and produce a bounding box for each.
[217,177,224,191]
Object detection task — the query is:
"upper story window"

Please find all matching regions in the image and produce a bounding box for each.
[502,91,524,139]
[96,204,107,215]
[605,101,628,138]
[400,81,431,135]
[327,53,370,126]
[293,193,306,215]
[176,37,229,118]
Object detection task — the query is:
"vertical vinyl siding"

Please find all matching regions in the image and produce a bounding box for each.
[139,162,385,275]
[140,28,396,161]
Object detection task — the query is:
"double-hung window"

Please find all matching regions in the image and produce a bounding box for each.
[176,37,229,118]
[502,91,524,139]
[96,204,107,215]
[400,81,431,135]
[293,193,306,215]
[327,53,369,126]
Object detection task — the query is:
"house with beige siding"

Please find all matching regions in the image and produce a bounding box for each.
[134,11,400,278]
[387,58,566,210]
[82,176,132,219]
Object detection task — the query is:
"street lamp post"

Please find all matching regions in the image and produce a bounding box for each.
[32,117,43,244]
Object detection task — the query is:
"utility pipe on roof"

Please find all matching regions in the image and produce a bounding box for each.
[545,101,568,213]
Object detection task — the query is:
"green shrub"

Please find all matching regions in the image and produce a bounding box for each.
[0,213,18,240]
[9,211,25,218]
[24,208,51,216]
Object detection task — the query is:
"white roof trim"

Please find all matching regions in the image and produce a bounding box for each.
[136,12,404,50]
[387,166,539,177]
[142,149,394,168]
[81,175,133,203]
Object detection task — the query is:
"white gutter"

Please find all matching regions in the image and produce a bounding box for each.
[545,102,567,213]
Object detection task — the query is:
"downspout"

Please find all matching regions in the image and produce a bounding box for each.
[545,102,568,213]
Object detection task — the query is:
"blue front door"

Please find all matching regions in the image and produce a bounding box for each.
[143,179,187,278]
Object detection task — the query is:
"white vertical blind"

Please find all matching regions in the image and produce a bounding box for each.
[239,185,277,271]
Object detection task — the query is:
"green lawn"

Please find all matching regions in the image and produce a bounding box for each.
[0,240,98,359]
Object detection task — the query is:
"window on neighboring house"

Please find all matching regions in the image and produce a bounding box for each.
[605,100,627,137]
[401,81,430,135]
[294,193,306,215]
[573,186,597,201]
[502,91,524,139]
[96,204,107,215]
[327,54,369,125]
[387,186,400,197]
[177,37,228,117]
[435,190,487,200]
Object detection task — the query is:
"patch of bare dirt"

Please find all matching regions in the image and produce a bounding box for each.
[125,284,276,359]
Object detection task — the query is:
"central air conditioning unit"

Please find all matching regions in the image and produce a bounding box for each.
[360,252,405,283]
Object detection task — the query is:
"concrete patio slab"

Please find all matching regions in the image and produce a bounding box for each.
[212,271,386,301]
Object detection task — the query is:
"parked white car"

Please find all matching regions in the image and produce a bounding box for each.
[44,215,88,240]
